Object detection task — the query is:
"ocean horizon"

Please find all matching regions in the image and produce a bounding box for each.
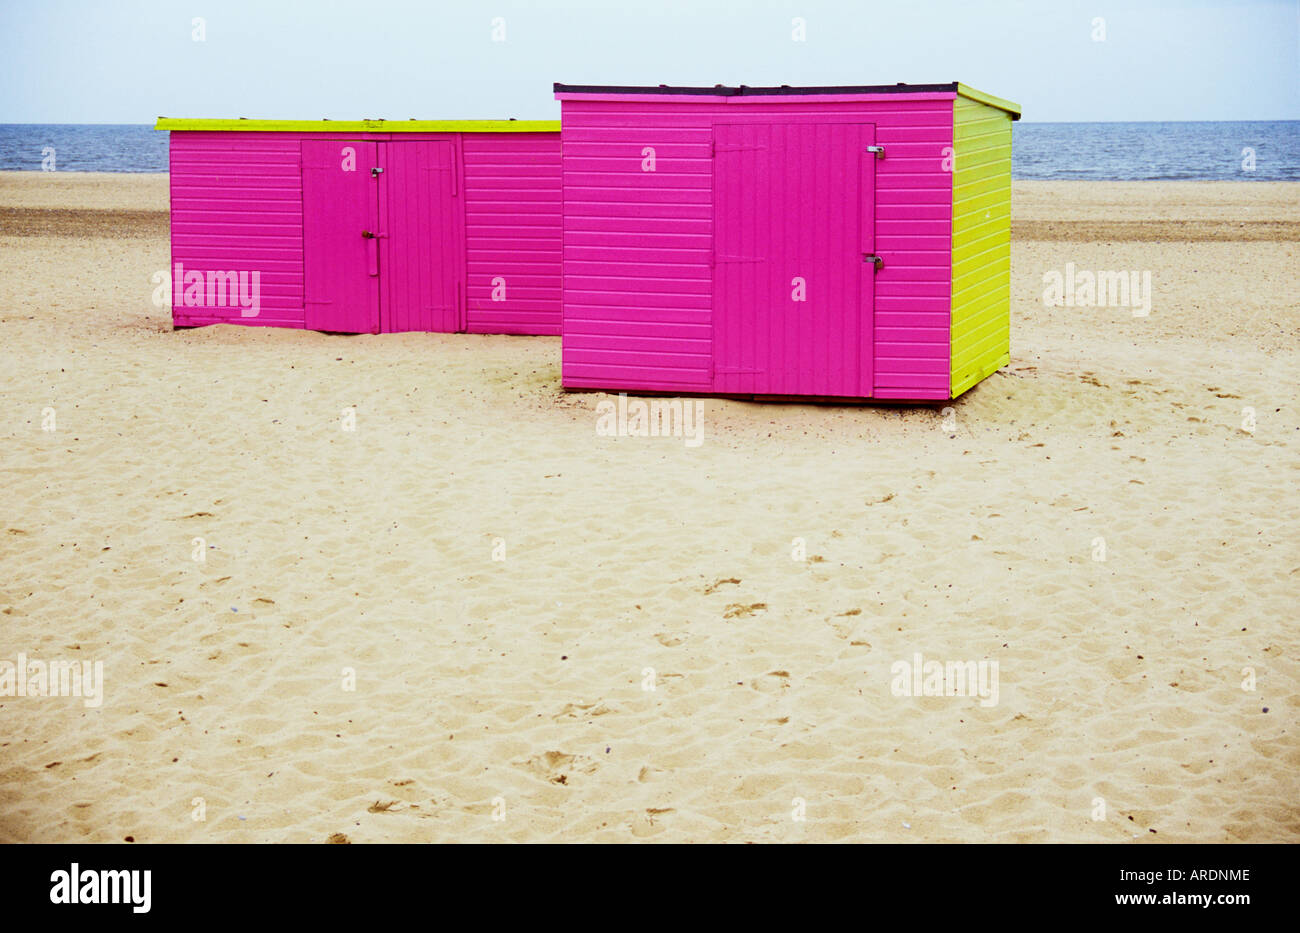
[0,120,1297,180]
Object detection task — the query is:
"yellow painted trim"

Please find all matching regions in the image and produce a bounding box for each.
[154,118,560,133]
[955,83,1021,120]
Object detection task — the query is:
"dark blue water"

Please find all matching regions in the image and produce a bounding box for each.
[0,121,1296,180]
[0,124,168,173]
[1012,121,1299,181]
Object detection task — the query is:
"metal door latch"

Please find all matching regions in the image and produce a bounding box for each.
[863,254,884,269]
[371,166,384,176]
[866,145,885,158]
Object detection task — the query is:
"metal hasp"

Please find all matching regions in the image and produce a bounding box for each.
[370,166,384,176]
[863,253,884,269]
[866,145,885,158]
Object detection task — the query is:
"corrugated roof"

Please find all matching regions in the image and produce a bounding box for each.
[554,82,1021,119]
[154,118,561,133]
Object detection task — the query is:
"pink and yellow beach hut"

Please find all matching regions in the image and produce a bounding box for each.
[155,118,562,335]
[553,82,1020,400]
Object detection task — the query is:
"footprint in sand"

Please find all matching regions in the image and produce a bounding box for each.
[515,751,597,785]
[703,577,741,595]
[750,670,791,693]
[636,765,667,783]
[553,701,615,720]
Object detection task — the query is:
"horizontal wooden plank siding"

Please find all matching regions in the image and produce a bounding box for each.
[169,131,307,327]
[949,96,1013,397]
[462,133,563,335]
[167,129,562,335]
[558,96,955,398]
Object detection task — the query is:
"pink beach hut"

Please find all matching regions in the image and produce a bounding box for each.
[154,118,562,335]
[554,82,1021,400]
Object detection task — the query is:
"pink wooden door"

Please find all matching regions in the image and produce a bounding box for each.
[378,140,462,333]
[712,123,876,396]
[302,140,380,333]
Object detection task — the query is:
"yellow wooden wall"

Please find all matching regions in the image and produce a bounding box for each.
[950,96,1013,397]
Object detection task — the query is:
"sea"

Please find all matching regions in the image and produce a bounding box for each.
[0,121,1296,180]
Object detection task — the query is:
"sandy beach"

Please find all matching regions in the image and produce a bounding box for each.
[0,171,1296,843]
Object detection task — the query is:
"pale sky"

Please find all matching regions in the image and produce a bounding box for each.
[1,0,1296,123]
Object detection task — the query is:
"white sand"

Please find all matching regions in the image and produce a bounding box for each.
[0,172,1296,842]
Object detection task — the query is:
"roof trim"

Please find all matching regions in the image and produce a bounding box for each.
[554,81,959,97]
[553,82,1021,119]
[956,83,1021,120]
[154,118,561,133]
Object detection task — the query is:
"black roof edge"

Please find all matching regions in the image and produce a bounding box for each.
[553,82,961,97]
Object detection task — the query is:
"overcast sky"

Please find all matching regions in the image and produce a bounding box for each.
[1,0,1296,123]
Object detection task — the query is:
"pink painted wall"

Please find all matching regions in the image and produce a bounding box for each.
[556,92,955,399]
[169,131,307,328]
[463,133,562,335]
[167,130,561,335]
